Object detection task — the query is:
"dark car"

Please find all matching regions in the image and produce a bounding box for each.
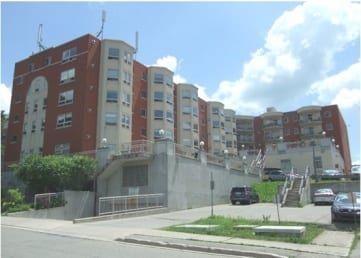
[331,192,360,223]
[230,186,259,205]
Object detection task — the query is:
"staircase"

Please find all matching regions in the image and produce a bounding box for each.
[283,177,303,207]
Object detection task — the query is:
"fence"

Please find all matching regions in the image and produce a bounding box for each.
[98,193,165,216]
[34,192,65,209]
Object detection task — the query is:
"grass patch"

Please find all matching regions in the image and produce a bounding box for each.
[253,181,285,202]
[163,215,323,244]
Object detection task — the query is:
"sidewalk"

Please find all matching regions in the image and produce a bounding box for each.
[1,204,360,258]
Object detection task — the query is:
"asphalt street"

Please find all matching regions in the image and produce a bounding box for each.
[2,203,360,258]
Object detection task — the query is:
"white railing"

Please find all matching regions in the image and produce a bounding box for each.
[34,192,65,209]
[98,193,165,216]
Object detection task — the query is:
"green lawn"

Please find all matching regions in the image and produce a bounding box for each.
[163,215,324,244]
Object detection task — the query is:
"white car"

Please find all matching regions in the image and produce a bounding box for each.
[313,188,335,205]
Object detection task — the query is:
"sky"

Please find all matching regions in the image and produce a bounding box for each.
[1,1,360,164]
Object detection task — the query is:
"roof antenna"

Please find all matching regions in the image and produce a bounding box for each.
[96,10,106,39]
[37,24,47,52]
[134,31,139,60]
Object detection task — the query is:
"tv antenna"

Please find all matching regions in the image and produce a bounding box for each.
[37,24,47,51]
[134,31,139,59]
[96,10,106,39]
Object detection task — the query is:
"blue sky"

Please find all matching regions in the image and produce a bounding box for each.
[1,1,360,164]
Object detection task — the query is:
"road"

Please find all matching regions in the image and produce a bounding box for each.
[2,227,243,258]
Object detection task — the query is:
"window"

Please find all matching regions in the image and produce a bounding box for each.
[141,128,147,137]
[294,128,299,135]
[57,112,72,128]
[142,71,147,81]
[213,120,220,128]
[141,109,146,117]
[154,91,164,102]
[45,56,52,66]
[108,48,120,60]
[166,111,173,122]
[121,93,130,106]
[123,71,131,84]
[183,121,191,130]
[23,122,27,134]
[193,123,198,132]
[293,114,299,122]
[33,100,38,112]
[55,143,70,155]
[62,47,77,62]
[165,75,173,87]
[13,115,19,123]
[106,90,118,103]
[121,114,130,128]
[60,68,75,83]
[324,111,332,118]
[28,63,34,72]
[182,105,191,114]
[141,91,147,99]
[326,123,334,131]
[225,116,232,122]
[43,98,47,109]
[182,89,191,99]
[166,92,173,104]
[213,135,220,142]
[31,120,36,133]
[58,90,74,105]
[226,141,233,148]
[192,91,198,101]
[154,73,163,84]
[212,107,219,115]
[192,106,198,117]
[15,76,24,86]
[105,113,117,125]
[25,102,29,114]
[107,69,119,81]
[123,51,132,64]
[283,116,289,123]
[182,139,192,147]
[154,110,163,120]
[11,135,17,143]
[41,118,45,131]
[315,156,323,169]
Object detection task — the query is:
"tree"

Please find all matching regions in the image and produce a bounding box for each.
[12,154,96,194]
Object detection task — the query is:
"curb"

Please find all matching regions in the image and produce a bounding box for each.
[117,237,288,258]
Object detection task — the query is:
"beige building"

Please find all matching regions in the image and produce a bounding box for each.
[176,83,199,148]
[97,39,135,152]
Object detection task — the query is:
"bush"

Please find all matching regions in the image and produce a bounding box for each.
[1,188,30,214]
[253,181,284,202]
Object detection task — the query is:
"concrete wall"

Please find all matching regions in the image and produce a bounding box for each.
[8,191,94,220]
[97,140,261,212]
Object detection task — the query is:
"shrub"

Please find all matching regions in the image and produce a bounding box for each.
[1,188,30,214]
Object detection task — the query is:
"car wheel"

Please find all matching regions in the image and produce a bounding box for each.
[314,202,318,206]
[331,213,336,223]
[231,201,236,205]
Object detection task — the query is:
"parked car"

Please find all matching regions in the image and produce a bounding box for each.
[331,192,360,223]
[262,168,283,181]
[230,186,259,205]
[313,188,335,205]
[351,165,360,180]
[321,169,343,180]
[268,171,288,181]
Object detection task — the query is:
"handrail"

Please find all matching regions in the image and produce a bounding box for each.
[98,193,165,216]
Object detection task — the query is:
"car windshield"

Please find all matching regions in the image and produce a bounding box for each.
[315,189,332,194]
[335,192,361,203]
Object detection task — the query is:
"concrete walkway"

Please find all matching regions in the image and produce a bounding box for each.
[2,203,359,258]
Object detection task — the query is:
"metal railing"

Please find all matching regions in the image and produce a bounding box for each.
[98,193,165,216]
[34,192,65,209]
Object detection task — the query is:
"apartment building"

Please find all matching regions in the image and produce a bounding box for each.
[4,33,351,173]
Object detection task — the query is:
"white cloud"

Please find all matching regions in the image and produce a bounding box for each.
[0,83,12,114]
[153,55,178,72]
[210,0,360,114]
[308,62,361,109]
